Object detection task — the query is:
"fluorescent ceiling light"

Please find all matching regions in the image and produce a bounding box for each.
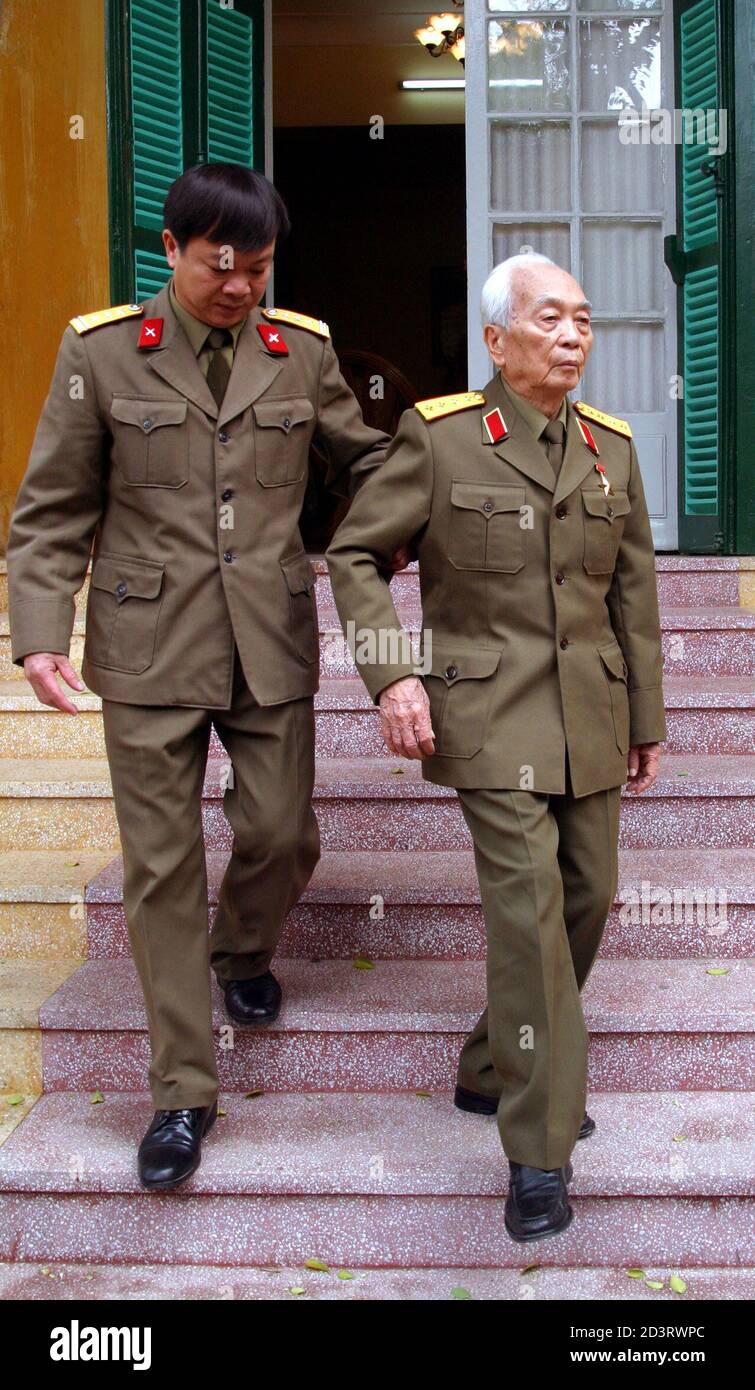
[401,78,465,89]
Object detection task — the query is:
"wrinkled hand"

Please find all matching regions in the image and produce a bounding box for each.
[378,675,435,759]
[23,652,85,715]
[625,742,661,794]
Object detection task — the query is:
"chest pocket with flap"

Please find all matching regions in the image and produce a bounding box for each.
[85,552,165,673]
[253,396,315,486]
[448,482,527,573]
[110,397,189,488]
[581,487,631,574]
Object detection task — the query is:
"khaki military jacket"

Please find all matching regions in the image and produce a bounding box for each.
[326,372,667,798]
[8,282,389,707]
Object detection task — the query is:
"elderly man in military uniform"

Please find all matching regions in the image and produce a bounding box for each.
[7,162,406,1190]
[326,253,666,1242]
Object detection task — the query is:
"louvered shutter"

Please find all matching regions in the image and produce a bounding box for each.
[678,0,723,536]
[107,0,264,305]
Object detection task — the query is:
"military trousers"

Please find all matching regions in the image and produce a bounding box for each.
[455,749,621,1169]
[100,646,321,1111]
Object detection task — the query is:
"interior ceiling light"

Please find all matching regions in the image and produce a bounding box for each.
[414,8,465,66]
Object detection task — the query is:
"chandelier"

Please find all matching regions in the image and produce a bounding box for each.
[414,8,465,66]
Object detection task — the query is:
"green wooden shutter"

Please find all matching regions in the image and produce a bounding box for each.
[129,0,184,300]
[107,0,265,305]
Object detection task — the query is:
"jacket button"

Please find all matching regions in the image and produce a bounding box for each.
[218,431,230,444]
[115,581,127,597]
[555,571,565,585]
[445,664,458,679]
[221,489,233,502]
[607,506,614,518]
[555,503,567,519]
[223,550,234,563]
[282,417,291,430]
[482,500,493,513]
[559,637,569,650]
[141,418,153,431]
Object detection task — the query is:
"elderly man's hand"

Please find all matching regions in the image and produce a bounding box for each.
[625,742,661,794]
[378,676,435,759]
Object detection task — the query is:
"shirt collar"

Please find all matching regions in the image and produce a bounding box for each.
[500,376,567,440]
[168,277,247,354]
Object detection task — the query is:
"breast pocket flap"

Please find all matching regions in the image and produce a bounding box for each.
[253,398,315,432]
[582,488,630,520]
[111,398,187,431]
[91,555,165,602]
[450,482,525,516]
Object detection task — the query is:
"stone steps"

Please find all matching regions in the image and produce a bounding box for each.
[0,1090,751,1269]
[1,677,753,758]
[0,843,750,962]
[3,605,755,682]
[0,1260,750,1300]
[1,753,754,853]
[8,955,751,1094]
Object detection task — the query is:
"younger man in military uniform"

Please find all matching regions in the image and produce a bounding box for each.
[326,254,666,1242]
[7,162,404,1190]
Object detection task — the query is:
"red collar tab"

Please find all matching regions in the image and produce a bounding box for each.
[575,415,599,457]
[257,322,289,355]
[137,318,164,350]
[482,407,508,444]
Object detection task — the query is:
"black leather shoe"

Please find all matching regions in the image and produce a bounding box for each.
[504,1160,574,1242]
[220,970,281,1025]
[454,1085,596,1140]
[137,1101,218,1191]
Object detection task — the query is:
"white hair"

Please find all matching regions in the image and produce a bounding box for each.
[481,253,557,330]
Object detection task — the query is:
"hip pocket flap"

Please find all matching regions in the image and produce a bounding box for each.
[281,551,318,594]
[598,642,628,679]
[429,647,502,685]
[91,554,165,601]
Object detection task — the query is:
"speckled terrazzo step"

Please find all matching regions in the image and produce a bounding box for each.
[78,843,755,961]
[3,604,755,686]
[305,676,755,758]
[31,956,755,1094]
[2,753,753,854]
[315,607,755,680]
[0,1091,751,1269]
[2,557,752,617]
[0,1258,750,1300]
[1,677,753,760]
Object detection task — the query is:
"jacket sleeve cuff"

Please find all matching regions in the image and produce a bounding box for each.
[628,685,667,744]
[10,599,75,665]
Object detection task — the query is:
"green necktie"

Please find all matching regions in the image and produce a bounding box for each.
[205,327,233,407]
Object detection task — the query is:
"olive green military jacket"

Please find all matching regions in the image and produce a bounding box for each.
[7,282,390,708]
[325,372,667,798]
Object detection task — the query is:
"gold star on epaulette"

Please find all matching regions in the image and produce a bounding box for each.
[69,303,144,335]
[573,400,632,439]
[414,392,485,422]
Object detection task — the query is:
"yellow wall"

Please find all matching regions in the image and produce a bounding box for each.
[0,0,110,548]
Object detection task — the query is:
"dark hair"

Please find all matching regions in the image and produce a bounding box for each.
[163,162,290,252]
